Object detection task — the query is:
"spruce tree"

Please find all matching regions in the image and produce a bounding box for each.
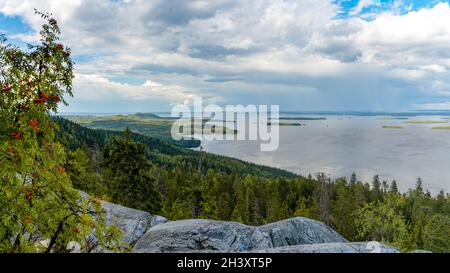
[103,128,162,213]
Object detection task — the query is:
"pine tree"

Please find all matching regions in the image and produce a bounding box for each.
[294,197,318,220]
[356,194,408,249]
[422,214,450,253]
[416,178,424,193]
[382,180,389,194]
[231,178,249,224]
[103,128,162,213]
[66,148,107,197]
[371,175,383,201]
[390,180,399,195]
[350,172,357,185]
[332,178,357,240]
[314,173,333,225]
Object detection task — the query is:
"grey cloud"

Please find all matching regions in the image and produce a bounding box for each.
[314,42,362,63]
[131,63,203,77]
[3,0,450,111]
[186,44,256,60]
[149,0,235,26]
[205,76,245,83]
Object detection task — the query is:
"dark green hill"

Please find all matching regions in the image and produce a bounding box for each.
[54,117,297,179]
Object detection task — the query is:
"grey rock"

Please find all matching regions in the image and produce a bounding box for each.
[151,215,169,227]
[133,219,273,253]
[250,242,400,253]
[133,217,347,253]
[410,250,433,253]
[259,217,348,247]
[79,191,167,245]
[101,201,153,245]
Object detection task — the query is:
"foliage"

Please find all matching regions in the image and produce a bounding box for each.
[0,12,123,253]
[66,147,108,198]
[355,193,409,249]
[66,113,202,148]
[54,116,296,179]
[58,119,450,252]
[2,12,447,254]
[102,128,162,213]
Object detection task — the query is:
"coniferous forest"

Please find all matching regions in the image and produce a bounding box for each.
[1,12,449,254]
[57,117,450,253]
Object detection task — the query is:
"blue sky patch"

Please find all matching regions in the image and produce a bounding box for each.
[0,13,31,34]
[335,0,450,18]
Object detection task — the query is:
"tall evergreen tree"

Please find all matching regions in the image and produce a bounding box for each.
[66,147,107,197]
[103,128,162,213]
[332,178,358,240]
[371,175,383,201]
[390,180,399,195]
[314,173,333,225]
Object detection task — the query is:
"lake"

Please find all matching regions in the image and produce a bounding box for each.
[201,115,450,194]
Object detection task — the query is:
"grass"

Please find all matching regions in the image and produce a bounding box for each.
[382,125,404,129]
[432,126,450,130]
[404,120,448,124]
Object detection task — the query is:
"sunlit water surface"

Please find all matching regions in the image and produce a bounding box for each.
[201,115,450,194]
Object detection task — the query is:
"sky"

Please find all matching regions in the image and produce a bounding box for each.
[1,0,450,113]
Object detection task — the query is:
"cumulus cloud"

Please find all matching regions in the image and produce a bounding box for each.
[349,0,380,16]
[72,74,191,102]
[1,0,450,111]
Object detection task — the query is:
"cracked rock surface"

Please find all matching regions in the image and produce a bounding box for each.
[133,217,347,253]
[250,242,400,253]
[101,201,168,245]
[99,201,430,253]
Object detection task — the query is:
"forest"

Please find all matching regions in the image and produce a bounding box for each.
[59,117,450,253]
[1,12,449,253]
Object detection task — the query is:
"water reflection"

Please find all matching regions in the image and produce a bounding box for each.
[202,116,450,194]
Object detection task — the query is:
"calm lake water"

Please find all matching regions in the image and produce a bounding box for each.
[201,115,450,194]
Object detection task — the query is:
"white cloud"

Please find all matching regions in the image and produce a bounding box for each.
[2,1,450,111]
[73,74,192,102]
[415,101,450,110]
[350,0,380,16]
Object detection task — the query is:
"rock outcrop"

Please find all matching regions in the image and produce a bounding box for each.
[133,219,272,252]
[98,200,429,253]
[250,242,400,253]
[101,201,167,245]
[259,217,347,247]
[79,191,168,245]
[133,217,347,253]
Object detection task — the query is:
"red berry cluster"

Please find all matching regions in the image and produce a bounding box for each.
[29,118,40,133]
[25,191,33,201]
[1,85,12,93]
[10,131,23,140]
[50,95,61,102]
[34,91,49,104]
[7,146,16,157]
[55,44,64,51]
[29,118,38,127]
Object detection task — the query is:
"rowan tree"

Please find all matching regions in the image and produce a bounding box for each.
[0,11,123,253]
